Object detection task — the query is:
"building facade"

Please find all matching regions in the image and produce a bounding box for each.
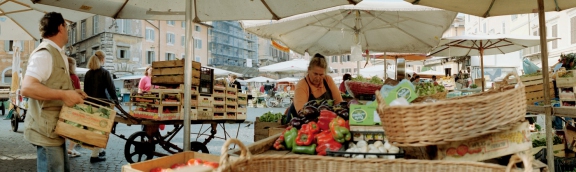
[207,21,259,77]
[0,40,37,84]
[257,38,290,67]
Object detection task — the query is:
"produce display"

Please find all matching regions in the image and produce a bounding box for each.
[470,84,478,89]
[290,99,349,129]
[415,82,445,96]
[149,158,219,172]
[259,111,283,122]
[65,104,112,145]
[351,75,384,85]
[560,53,576,70]
[345,80,384,96]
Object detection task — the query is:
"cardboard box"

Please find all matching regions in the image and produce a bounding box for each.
[56,103,116,148]
[198,96,213,107]
[349,103,377,126]
[121,151,219,172]
[197,107,213,120]
[437,122,532,161]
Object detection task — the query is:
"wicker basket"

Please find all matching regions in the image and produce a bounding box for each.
[344,80,383,98]
[218,139,530,172]
[375,73,526,147]
[412,91,448,103]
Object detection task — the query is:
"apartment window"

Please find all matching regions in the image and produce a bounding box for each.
[502,23,506,34]
[145,28,155,41]
[123,20,131,34]
[93,15,99,35]
[167,33,175,45]
[147,51,155,64]
[341,55,350,62]
[117,46,130,59]
[195,25,201,32]
[4,40,24,52]
[80,20,86,39]
[181,36,185,46]
[181,21,185,28]
[195,39,202,49]
[572,16,576,44]
[79,52,86,63]
[195,56,201,62]
[165,53,175,60]
[116,19,131,34]
[331,56,338,63]
[552,24,558,49]
[167,20,175,26]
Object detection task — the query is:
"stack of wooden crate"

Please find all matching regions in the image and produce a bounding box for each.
[225,86,238,120]
[556,71,576,107]
[212,85,226,119]
[520,74,555,105]
[237,92,248,120]
[150,60,201,85]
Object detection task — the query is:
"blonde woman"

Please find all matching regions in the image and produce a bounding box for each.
[84,50,117,163]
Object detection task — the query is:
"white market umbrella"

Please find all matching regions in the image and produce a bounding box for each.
[243,1,457,56]
[246,76,276,83]
[417,70,444,76]
[276,77,300,82]
[34,0,364,153]
[428,34,558,91]
[360,65,414,79]
[204,66,243,77]
[259,59,310,73]
[405,0,576,170]
[0,0,93,40]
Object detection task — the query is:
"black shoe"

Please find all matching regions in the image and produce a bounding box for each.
[90,156,106,163]
[99,150,106,156]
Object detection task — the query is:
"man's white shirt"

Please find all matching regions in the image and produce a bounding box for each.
[25,39,69,84]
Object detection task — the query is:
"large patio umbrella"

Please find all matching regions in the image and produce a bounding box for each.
[1,0,93,40]
[34,0,363,154]
[203,66,243,77]
[245,76,276,83]
[405,0,576,170]
[428,35,557,91]
[259,59,310,73]
[276,77,300,82]
[243,1,456,76]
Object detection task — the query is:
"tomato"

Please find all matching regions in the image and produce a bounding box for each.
[149,167,163,172]
[170,163,186,169]
[203,161,219,169]
[187,158,204,166]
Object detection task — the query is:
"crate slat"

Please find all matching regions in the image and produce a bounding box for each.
[152,60,184,68]
[55,121,109,148]
[151,76,200,85]
[59,106,114,133]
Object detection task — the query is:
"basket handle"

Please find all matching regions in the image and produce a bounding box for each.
[505,72,523,87]
[219,138,251,170]
[505,152,532,172]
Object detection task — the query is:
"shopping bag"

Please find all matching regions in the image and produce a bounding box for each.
[523,58,540,75]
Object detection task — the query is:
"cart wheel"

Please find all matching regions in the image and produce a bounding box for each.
[124,131,156,163]
[11,110,18,132]
[189,141,209,153]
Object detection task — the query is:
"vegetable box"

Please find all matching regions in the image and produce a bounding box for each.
[198,96,214,107]
[121,151,221,172]
[55,101,116,148]
[521,74,555,105]
[349,102,377,126]
[151,60,201,85]
[254,117,283,142]
[236,112,246,120]
[436,122,531,162]
[197,107,213,120]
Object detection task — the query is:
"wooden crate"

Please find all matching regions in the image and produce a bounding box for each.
[521,74,556,105]
[198,96,213,107]
[213,112,225,120]
[557,76,576,88]
[213,104,226,113]
[226,90,237,98]
[254,117,282,142]
[151,59,201,69]
[236,112,247,120]
[226,112,236,120]
[197,107,213,120]
[226,97,237,106]
[226,105,237,113]
[122,151,219,172]
[55,102,116,148]
[213,89,225,97]
[237,105,247,113]
[160,93,181,106]
[213,97,225,105]
[238,93,248,104]
[151,60,201,85]
[181,108,198,120]
[151,76,200,85]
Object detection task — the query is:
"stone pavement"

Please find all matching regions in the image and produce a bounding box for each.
[0,107,285,172]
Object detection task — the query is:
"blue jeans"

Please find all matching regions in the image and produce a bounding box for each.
[36,144,70,172]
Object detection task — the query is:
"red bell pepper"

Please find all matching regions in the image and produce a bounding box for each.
[296,124,315,146]
[318,110,337,131]
[315,130,334,145]
[316,140,342,156]
[308,121,320,134]
[329,116,350,130]
[273,127,292,150]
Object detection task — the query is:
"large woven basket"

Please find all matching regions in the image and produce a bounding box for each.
[218,139,530,172]
[412,91,448,103]
[344,80,383,98]
[375,73,526,147]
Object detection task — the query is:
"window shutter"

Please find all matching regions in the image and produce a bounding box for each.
[117,49,121,58]
[166,33,170,43]
[127,50,130,59]
[199,39,202,49]
[125,20,131,34]
[4,40,9,52]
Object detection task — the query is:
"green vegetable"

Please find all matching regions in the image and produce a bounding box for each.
[351,75,383,85]
[292,144,316,155]
[416,82,445,96]
[259,111,284,122]
[470,84,478,89]
[284,127,298,150]
[532,135,562,147]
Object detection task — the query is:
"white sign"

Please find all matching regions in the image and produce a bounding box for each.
[246,59,252,67]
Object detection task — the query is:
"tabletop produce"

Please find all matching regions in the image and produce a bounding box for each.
[259,111,284,122]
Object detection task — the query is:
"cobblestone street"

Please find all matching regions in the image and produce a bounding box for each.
[0,107,285,171]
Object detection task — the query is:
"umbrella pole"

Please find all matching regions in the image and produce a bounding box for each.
[537,0,554,171]
[480,46,485,92]
[182,0,195,151]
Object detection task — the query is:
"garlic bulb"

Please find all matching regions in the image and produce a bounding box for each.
[383,141,392,150]
[357,140,368,148]
[378,147,387,153]
[368,144,377,150]
[373,141,384,148]
[348,142,357,149]
[388,146,400,154]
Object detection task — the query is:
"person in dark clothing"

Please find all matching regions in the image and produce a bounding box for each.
[228,74,242,92]
[84,50,116,163]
